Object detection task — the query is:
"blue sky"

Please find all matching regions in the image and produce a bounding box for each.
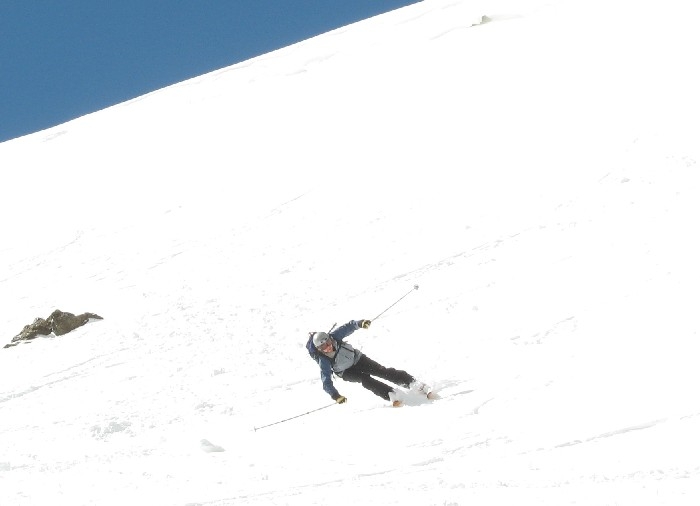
[1,0,416,143]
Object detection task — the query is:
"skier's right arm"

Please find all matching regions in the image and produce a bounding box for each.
[318,357,342,400]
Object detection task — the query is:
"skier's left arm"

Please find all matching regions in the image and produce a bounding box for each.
[331,319,371,341]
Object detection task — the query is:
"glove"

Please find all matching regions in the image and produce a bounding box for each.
[358,319,371,329]
[335,395,347,404]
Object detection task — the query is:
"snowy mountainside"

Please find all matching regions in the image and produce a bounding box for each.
[2,0,700,504]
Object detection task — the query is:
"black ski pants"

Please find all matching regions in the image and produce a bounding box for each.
[340,355,414,401]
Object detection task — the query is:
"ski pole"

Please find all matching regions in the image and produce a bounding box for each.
[372,284,419,321]
[253,402,337,431]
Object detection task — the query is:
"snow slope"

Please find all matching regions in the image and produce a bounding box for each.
[1,0,699,504]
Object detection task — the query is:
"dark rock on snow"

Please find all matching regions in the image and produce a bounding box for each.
[4,310,103,348]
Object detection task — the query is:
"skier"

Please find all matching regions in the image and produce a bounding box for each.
[307,319,430,407]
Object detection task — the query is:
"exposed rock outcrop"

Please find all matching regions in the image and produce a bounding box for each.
[4,310,103,348]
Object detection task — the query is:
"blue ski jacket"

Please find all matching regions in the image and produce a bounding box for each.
[311,320,364,400]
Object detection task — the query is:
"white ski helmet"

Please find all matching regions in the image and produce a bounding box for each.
[312,331,331,348]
